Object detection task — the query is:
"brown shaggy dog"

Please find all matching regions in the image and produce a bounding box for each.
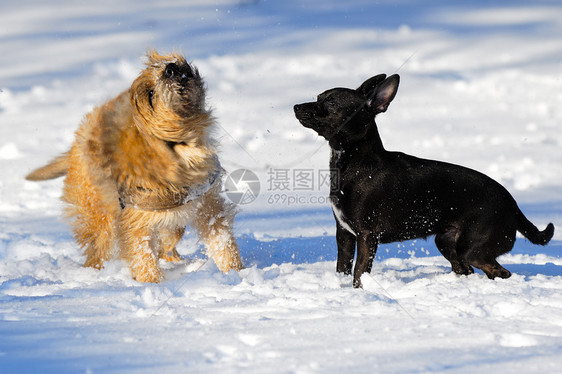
[26,51,243,282]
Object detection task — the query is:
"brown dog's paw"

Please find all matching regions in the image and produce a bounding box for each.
[83,258,105,270]
[128,245,165,283]
[213,249,244,273]
[132,268,164,283]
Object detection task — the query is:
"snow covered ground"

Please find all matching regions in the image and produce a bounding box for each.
[1,1,562,372]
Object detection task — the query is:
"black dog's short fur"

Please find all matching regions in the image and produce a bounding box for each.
[294,74,555,287]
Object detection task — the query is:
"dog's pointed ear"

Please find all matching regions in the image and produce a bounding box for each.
[367,74,399,114]
[357,74,387,97]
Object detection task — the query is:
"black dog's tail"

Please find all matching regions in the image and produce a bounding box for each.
[517,209,555,245]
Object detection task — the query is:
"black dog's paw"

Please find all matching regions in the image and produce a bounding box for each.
[474,262,512,279]
[487,268,511,280]
[451,262,474,276]
[353,277,363,289]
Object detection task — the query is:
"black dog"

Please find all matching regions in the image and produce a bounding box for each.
[294,74,555,287]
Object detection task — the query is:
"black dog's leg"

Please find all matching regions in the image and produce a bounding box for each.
[336,222,356,275]
[470,258,512,279]
[353,232,378,288]
[434,228,473,276]
[462,227,514,279]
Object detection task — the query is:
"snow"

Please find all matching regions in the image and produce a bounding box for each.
[1,0,562,372]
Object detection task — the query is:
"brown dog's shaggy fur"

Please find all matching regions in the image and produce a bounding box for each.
[26,51,243,282]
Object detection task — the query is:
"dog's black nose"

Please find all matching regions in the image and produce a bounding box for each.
[293,104,313,125]
[294,103,312,119]
[165,62,194,83]
[164,63,180,79]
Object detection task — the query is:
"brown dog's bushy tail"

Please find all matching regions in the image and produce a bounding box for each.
[25,152,70,181]
[517,209,555,245]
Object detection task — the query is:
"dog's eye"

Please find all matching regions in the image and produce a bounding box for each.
[148,90,154,108]
[324,99,338,112]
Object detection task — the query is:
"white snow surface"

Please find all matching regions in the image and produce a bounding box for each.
[1,1,562,373]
